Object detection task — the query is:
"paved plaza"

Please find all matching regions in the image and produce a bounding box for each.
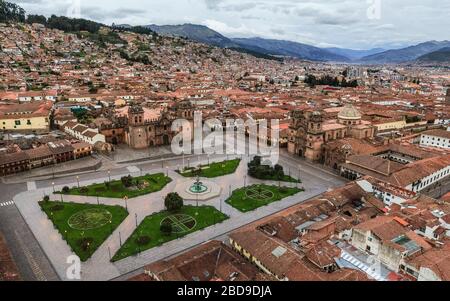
[12,153,346,281]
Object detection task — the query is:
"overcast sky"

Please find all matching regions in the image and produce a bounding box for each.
[11,0,450,50]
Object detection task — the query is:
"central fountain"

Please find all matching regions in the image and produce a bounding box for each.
[189,176,208,194]
[175,170,222,202]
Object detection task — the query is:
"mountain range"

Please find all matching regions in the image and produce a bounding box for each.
[144,23,450,64]
[416,47,450,63]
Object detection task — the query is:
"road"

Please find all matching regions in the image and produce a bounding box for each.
[0,182,59,281]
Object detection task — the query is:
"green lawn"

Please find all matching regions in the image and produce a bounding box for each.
[112,205,228,261]
[226,184,303,213]
[178,159,241,178]
[58,173,172,199]
[39,201,128,262]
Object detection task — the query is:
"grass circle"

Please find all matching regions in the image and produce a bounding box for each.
[68,208,112,230]
[160,214,197,233]
[245,187,274,201]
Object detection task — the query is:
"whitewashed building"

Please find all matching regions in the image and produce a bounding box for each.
[420,129,450,149]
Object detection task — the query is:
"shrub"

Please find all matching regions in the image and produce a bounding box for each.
[135,235,151,246]
[121,175,133,188]
[160,222,172,236]
[50,204,64,211]
[43,195,50,202]
[164,192,183,212]
[62,186,70,193]
[80,187,88,194]
[78,237,94,252]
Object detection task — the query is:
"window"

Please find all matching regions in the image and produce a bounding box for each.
[27,120,31,125]
[366,246,371,252]
[15,120,21,126]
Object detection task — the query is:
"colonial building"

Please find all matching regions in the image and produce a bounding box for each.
[420,128,450,149]
[288,104,375,162]
[125,105,174,149]
[0,101,52,134]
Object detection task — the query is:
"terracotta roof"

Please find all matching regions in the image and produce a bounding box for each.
[81,130,97,138]
[0,101,52,119]
[144,240,272,281]
[0,152,29,165]
[25,146,53,159]
[407,244,450,281]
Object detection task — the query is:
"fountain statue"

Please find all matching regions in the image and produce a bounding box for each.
[189,175,208,194]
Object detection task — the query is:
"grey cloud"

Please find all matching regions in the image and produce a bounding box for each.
[9,0,450,49]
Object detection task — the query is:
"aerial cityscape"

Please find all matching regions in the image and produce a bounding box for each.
[1,0,450,286]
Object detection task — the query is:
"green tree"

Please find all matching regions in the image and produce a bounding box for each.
[26,14,47,25]
[121,175,133,188]
[164,192,183,212]
[160,222,172,236]
[0,0,25,23]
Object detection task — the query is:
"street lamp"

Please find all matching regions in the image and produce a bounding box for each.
[108,170,111,182]
[135,213,138,228]
[76,176,80,188]
[123,196,128,211]
[119,231,122,247]
[166,166,169,177]
[52,182,55,193]
[187,158,190,168]
[244,175,247,188]
[182,151,185,171]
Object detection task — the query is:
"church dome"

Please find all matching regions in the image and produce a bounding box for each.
[338,104,361,120]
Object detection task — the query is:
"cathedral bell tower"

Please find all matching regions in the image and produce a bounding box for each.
[127,105,148,149]
[304,111,324,162]
[128,105,144,126]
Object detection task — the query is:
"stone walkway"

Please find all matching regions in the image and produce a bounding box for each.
[13,156,338,281]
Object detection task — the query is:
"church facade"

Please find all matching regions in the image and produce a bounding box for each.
[125,105,174,149]
[288,104,375,162]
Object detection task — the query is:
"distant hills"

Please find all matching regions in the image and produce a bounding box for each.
[146,24,237,48]
[145,24,349,62]
[231,37,349,62]
[358,41,450,63]
[143,23,449,65]
[416,47,450,63]
[325,47,386,60]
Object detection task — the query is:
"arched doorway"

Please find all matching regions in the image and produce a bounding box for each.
[112,137,118,145]
[163,135,169,145]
